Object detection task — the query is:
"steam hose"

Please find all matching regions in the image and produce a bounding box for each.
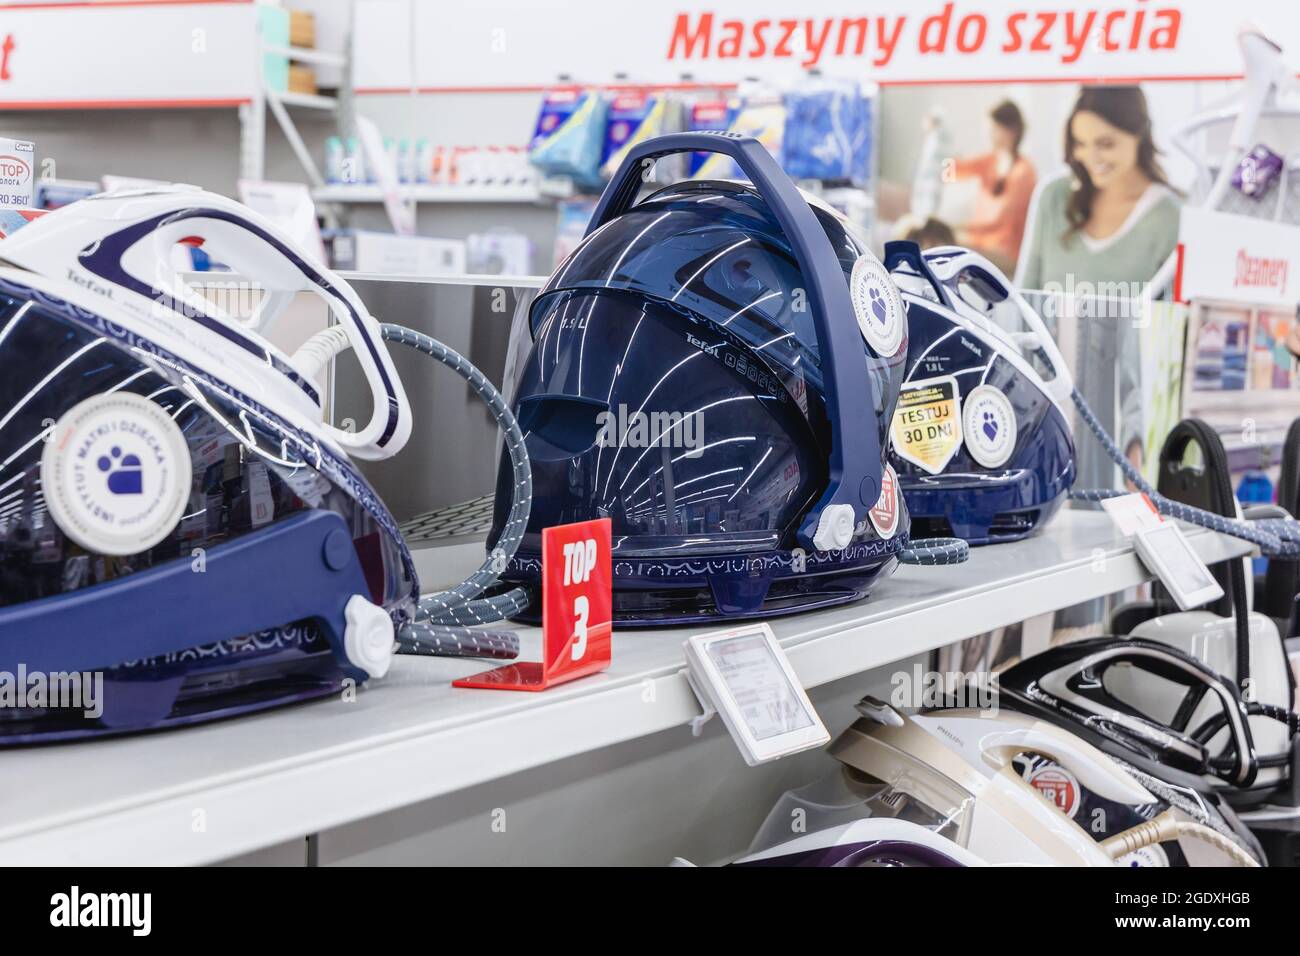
[377,325,533,630]
[1070,388,1300,558]
[899,537,969,565]
[295,322,532,660]
[1101,810,1260,867]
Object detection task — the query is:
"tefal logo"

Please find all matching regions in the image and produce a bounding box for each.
[0,155,30,185]
[0,34,14,81]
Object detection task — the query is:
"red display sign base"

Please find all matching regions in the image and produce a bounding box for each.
[453,518,612,692]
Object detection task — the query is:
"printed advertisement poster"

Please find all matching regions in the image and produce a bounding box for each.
[1252,310,1297,391]
[1138,301,1189,487]
[1191,306,1251,392]
[881,80,1196,281]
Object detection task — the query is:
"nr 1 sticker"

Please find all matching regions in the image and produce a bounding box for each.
[850,254,906,358]
[1025,761,1081,818]
[868,464,900,539]
[891,375,962,475]
[962,384,1016,468]
[41,392,193,557]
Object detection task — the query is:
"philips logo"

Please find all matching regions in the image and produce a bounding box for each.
[50,886,151,937]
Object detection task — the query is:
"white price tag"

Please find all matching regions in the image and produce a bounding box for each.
[1100,492,1163,537]
[1133,522,1224,610]
[683,623,829,766]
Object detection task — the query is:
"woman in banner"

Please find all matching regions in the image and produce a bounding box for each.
[951,100,1037,274]
[1017,85,1182,491]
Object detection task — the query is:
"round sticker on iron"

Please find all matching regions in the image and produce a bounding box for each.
[41,392,193,557]
[1025,762,1081,818]
[850,254,905,359]
[962,384,1016,468]
[868,464,900,539]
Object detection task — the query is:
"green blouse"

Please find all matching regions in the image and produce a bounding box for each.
[1015,174,1182,291]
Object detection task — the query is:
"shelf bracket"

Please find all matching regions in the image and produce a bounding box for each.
[679,667,717,737]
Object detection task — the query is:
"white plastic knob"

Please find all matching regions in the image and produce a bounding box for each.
[812,504,855,552]
[344,595,396,679]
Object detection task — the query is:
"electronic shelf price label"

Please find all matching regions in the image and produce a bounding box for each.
[1100,493,1224,610]
[454,518,611,691]
[1134,522,1224,611]
[683,623,829,766]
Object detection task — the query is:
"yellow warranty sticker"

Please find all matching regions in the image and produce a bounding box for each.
[891,375,962,475]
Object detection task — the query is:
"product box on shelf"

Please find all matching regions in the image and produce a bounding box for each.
[289,9,315,48]
[528,87,608,191]
[288,65,317,95]
[328,229,467,276]
[0,138,35,208]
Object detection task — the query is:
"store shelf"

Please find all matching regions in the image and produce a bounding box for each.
[270,90,338,112]
[0,510,1252,866]
[1184,389,1300,416]
[338,270,547,289]
[313,184,548,204]
[264,46,348,70]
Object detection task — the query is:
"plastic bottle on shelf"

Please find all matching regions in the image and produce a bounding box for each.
[470,146,487,187]
[430,145,445,186]
[501,145,522,187]
[510,146,535,187]
[486,145,504,186]
[415,138,433,184]
[384,138,400,181]
[344,136,367,185]
[396,138,412,184]
[324,136,344,184]
[472,147,485,186]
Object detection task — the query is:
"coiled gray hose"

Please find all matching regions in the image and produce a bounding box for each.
[900,537,969,565]
[396,620,520,661]
[294,322,530,659]
[1069,388,1300,558]
[377,324,534,641]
